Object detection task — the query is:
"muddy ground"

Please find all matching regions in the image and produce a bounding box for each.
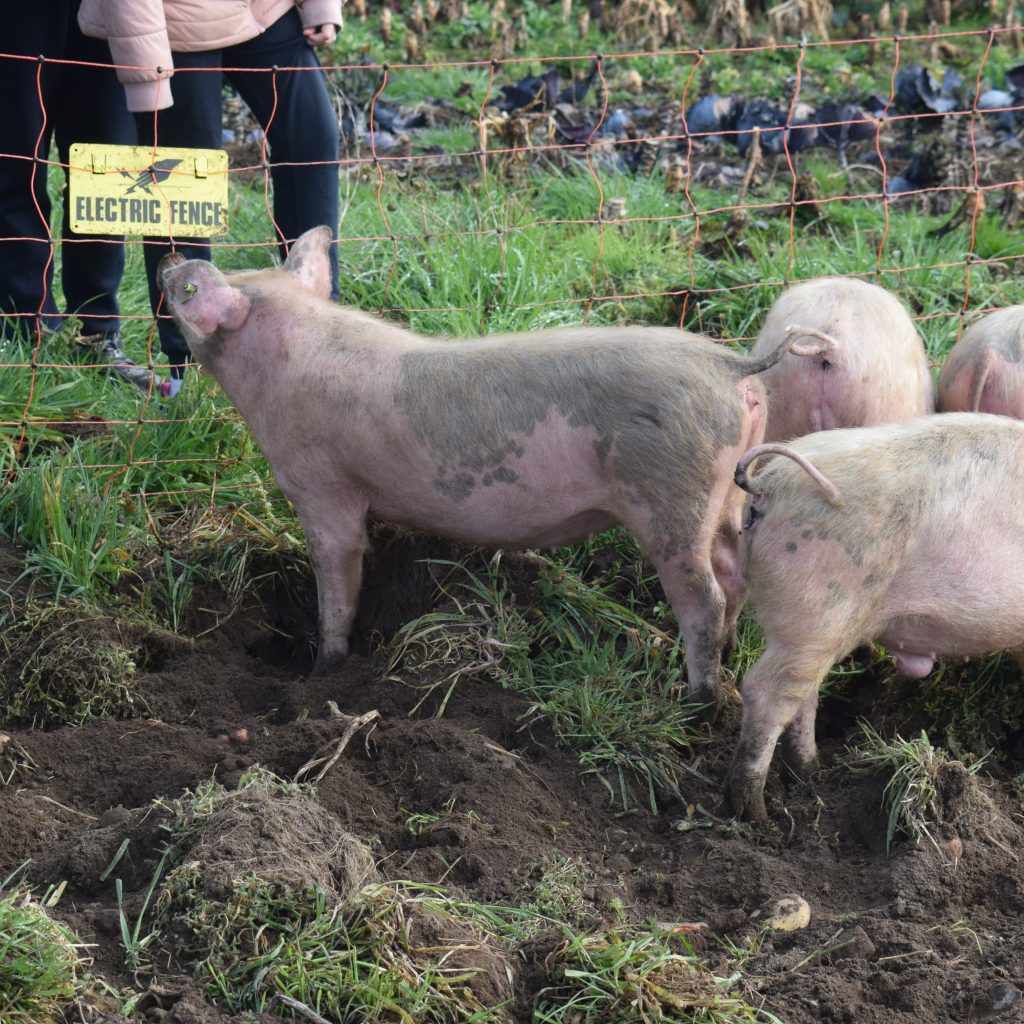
[1,529,1023,1024]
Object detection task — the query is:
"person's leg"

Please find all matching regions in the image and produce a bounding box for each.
[54,5,136,341]
[0,4,71,339]
[227,10,340,300]
[135,52,223,378]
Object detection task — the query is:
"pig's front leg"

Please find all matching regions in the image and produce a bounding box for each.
[652,553,728,717]
[726,642,832,821]
[299,504,370,675]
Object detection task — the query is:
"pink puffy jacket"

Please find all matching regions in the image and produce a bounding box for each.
[78,0,344,112]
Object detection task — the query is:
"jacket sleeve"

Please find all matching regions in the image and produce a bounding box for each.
[89,0,176,112]
[296,0,345,31]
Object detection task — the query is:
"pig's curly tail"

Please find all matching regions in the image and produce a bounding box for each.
[739,324,839,377]
[735,443,845,508]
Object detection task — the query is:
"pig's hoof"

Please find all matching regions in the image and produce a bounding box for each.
[687,688,722,726]
[783,754,820,784]
[724,771,769,823]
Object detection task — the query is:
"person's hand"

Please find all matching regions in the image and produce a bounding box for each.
[304,23,338,46]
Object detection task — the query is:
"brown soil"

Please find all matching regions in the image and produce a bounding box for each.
[1,531,1023,1024]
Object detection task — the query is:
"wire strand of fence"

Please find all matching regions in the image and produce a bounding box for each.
[4,20,1024,498]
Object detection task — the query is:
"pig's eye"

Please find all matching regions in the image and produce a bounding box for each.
[183,282,198,301]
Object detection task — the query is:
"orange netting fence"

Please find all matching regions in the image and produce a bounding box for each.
[3,23,1023,503]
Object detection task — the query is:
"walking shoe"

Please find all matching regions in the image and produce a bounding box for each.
[79,332,165,394]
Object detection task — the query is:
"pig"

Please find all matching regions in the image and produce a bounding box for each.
[938,305,1024,419]
[156,226,830,710]
[748,277,935,441]
[724,413,1024,821]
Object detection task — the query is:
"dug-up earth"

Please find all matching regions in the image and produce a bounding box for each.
[1,530,1022,1024]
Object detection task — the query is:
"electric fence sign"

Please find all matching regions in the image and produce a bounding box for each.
[69,144,229,237]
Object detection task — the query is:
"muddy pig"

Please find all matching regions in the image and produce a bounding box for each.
[157,226,829,709]
[938,305,1024,419]
[725,413,1024,820]
[748,277,935,441]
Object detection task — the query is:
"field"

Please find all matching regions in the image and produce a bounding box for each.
[3,3,1024,1022]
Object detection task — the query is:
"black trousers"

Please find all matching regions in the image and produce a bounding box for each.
[0,0,135,340]
[136,8,340,376]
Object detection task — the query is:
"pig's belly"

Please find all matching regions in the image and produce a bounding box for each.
[878,616,1023,663]
[878,577,1024,661]
[398,507,620,549]
[869,519,1024,659]
[371,491,621,550]
[364,421,626,548]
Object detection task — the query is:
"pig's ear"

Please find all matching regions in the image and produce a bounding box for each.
[282,226,333,298]
[165,261,251,337]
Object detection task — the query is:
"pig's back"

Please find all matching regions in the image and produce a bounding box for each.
[949,305,1024,364]
[394,328,750,461]
[768,413,1024,525]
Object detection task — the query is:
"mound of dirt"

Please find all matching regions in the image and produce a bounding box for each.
[165,776,378,902]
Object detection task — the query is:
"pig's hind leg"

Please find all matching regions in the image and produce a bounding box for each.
[726,641,835,821]
[645,545,729,718]
[780,691,821,781]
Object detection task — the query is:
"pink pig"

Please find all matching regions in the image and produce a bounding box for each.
[938,305,1024,419]
[157,227,827,710]
[725,413,1024,821]
[748,276,935,441]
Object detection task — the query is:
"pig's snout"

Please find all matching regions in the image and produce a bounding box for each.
[157,252,188,294]
[784,323,839,361]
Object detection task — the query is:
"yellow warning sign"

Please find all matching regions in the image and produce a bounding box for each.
[69,144,229,237]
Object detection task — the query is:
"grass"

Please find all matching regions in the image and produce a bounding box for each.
[115,852,168,976]
[0,878,96,1023]
[530,926,783,1024]
[149,767,781,1023]
[0,601,139,728]
[166,878,515,1023]
[386,556,707,812]
[843,720,986,852]
[521,855,595,930]
[922,650,1024,760]
[121,765,784,1023]
[152,770,513,1022]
